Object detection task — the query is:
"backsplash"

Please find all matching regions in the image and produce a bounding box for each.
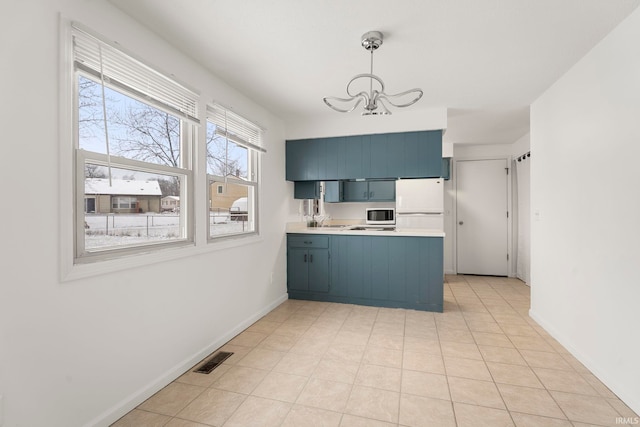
[322,201,395,222]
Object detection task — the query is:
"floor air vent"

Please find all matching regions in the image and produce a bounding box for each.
[193,351,233,374]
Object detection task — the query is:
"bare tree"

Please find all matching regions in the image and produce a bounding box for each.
[79,79,244,180]
[112,105,181,167]
[77,76,107,140]
[206,129,246,178]
[158,177,180,196]
[85,164,107,178]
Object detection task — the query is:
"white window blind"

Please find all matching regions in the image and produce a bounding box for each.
[207,104,266,153]
[72,23,200,124]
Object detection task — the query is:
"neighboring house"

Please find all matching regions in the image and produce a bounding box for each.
[209,181,248,212]
[85,178,162,214]
[161,195,180,212]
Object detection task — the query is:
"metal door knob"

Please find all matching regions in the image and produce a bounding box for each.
[458,221,464,225]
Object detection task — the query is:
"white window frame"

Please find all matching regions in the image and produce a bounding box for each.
[206,105,264,241]
[75,150,194,260]
[69,23,197,264]
[58,19,265,281]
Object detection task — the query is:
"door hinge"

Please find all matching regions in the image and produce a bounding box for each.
[507,254,509,260]
[505,168,509,175]
[507,211,509,218]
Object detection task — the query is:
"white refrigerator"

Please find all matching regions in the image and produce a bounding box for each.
[395,178,444,231]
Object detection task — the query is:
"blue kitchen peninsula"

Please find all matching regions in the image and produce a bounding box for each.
[286,224,444,312]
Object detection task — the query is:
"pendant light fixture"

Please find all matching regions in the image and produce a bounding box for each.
[323,31,423,115]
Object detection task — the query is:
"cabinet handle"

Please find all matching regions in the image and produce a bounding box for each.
[304,254,307,262]
[310,254,313,263]
[370,191,374,198]
[363,191,367,198]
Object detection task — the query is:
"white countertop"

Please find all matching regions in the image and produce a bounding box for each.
[286,222,445,238]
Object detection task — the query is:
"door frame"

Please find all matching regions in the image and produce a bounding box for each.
[452,156,514,277]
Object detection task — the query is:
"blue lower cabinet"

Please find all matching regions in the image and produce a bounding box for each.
[288,247,311,291]
[287,233,443,312]
[287,235,330,293]
[308,249,330,292]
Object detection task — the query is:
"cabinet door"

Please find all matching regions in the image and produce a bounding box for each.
[303,139,320,181]
[346,236,366,298]
[343,181,369,202]
[441,157,451,180]
[324,181,343,203]
[360,134,372,179]
[388,238,408,302]
[386,133,405,178]
[369,134,389,178]
[288,248,309,291]
[324,138,339,179]
[403,132,421,178]
[330,236,348,296]
[286,141,304,181]
[368,180,396,201]
[345,136,364,179]
[370,237,389,300]
[417,130,443,178]
[308,249,330,292]
[294,181,320,199]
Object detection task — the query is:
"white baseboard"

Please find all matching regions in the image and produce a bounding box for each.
[529,308,640,416]
[87,292,289,427]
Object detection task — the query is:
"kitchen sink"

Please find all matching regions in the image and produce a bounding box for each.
[349,226,396,231]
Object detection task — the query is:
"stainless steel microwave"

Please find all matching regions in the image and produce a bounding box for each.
[366,208,395,225]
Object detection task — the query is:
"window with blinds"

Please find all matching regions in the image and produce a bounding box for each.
[72,24,199,123]
[71,23,196,262]
[206,104,264,239]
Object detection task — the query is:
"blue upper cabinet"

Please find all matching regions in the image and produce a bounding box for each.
[441,157,451,180]
[294,181,320,199]
[286,130,442,181]
[369,134,389,179]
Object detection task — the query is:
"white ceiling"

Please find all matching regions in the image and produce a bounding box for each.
[110,0,639,144]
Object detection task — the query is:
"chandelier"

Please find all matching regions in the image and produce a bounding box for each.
[323,31,423,115]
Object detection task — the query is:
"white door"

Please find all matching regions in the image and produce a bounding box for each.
[456,159,508,276]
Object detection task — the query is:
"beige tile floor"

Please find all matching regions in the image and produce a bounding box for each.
[112,275,638,427]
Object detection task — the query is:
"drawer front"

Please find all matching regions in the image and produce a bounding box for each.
[288,234,329,249]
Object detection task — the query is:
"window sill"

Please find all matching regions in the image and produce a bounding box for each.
[61,234,263,282]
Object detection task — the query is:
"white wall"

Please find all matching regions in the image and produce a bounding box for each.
[531,6,640,415]
[285,108,447,140]
[444,140,529,276]
[0,1,288,426]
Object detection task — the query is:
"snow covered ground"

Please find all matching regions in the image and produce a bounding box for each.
[84,213,249,249]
